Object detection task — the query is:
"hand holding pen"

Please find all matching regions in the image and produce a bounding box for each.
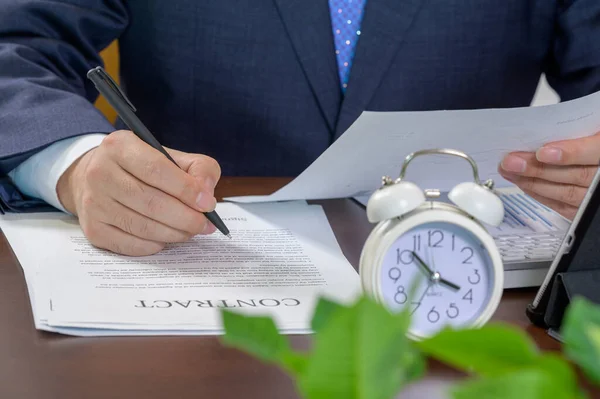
[55,67,230,256]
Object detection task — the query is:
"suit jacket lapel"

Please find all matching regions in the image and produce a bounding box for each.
[335,0,425,137]
[273,0,343,133]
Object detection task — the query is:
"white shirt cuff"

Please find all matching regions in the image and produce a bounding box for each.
[8,134,107,213]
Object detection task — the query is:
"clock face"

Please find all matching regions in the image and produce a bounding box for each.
[379,221,494,337]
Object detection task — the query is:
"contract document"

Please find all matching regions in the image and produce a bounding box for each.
[0,202,361,336]
[225,90,600,203]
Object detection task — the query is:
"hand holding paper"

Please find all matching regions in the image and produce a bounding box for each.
[499,131,600,219]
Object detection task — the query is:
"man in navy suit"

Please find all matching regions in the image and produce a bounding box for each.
[1,1,599,256]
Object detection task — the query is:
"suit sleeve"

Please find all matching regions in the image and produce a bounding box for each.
[545,0,600,100]
[0,0,128,212]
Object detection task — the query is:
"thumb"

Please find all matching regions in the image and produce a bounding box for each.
[166,147,221,193]
[536,131,600,166]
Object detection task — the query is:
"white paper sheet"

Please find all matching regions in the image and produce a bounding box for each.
[225,90,600,203]
[0,202,361,336]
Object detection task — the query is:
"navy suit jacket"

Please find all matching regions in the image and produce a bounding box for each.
[1,0,600,212]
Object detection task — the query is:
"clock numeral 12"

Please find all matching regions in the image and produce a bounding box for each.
[428,230,443,248]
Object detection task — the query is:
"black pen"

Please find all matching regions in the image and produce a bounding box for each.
[86,66,231,239]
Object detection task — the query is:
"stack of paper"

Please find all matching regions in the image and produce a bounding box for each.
[0,202,362,336]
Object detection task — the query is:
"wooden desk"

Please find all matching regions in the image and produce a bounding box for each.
[0,177,587,398]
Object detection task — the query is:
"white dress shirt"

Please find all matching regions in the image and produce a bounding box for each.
[7,134,107,213]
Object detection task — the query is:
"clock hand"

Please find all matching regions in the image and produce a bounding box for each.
[430,251,461,292]
[411,282,431,315]
[438,277,461,292]
[411,251,435,278]
[414,250,462,291]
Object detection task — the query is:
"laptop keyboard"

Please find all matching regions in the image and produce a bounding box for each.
[495,232,564,263]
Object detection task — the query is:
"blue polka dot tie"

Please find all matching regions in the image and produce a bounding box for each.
[328,0,367,93]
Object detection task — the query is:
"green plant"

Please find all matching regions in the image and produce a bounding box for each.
[219,295,600,399]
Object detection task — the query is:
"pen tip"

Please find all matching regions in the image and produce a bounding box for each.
[226,234,232,239]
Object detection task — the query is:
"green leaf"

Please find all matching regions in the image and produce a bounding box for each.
[297,296,423,399]
[451,369,576,399]
[281,351,310,375]
[357,300,421,399]
[220,309,307,375]
[418,323,581,397]
[311,296,346,333]
[562,297,600,385]
[416,324,540,376]
[534,353,578,393]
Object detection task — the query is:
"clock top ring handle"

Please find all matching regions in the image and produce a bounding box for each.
[366,148,504,226]
[391,148,494,189]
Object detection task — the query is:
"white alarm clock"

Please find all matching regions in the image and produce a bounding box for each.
[359,148,505,340]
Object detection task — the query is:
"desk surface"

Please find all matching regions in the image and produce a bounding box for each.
[0,177,592,398]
